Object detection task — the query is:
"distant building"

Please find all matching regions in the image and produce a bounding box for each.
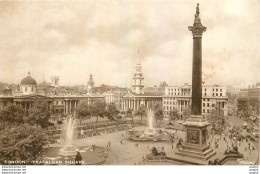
[163,84,228,117]
[122,56,163,111]
[226,85,240,97]
[87,74,95,94]
[238,83,260,121]
[0,72,104,115]
[104,88,127,109]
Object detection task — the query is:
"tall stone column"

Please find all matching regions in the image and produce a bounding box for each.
[176,4,216,164]
[188,3,206,116]
[69,100,72,113]
[66,101,68,114]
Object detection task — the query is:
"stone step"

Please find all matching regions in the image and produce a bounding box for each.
[181,144,210,152]
[178,148,213,157]
[176,148,216,161]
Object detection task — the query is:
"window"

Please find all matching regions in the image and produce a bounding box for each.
[213,89,214,92]
[220,89,222,92]
[203,109,205,113]
[216,89,218,92]
[220,93,222,96]
[207,103,209,107]
[204,93,206,96]
[216,93,218,96]
[212,104,215,107]
[25,87,27,92]
[207,109,209,113]
[213,93,215,96]
[31,87,33,92]
[203,103,205,107]
[56,101,58,105]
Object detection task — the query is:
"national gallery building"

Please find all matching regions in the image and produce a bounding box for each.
[0,72,104,115]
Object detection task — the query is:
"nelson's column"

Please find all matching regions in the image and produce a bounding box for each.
[175,4,216,165]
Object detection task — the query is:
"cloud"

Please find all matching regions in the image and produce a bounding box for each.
[0,0,259,88]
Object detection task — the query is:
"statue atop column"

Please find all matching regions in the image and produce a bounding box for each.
[189,3,206,38]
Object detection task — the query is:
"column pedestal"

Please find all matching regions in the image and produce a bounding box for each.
[175,116,216,164]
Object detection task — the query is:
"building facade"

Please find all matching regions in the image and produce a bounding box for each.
[122,56,163,111]
[238,83,260,120]
[104,88,128,110]
[0,72,104,116]
[163,84,228,117]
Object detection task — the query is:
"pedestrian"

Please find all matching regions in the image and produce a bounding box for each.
[75,152,82,165]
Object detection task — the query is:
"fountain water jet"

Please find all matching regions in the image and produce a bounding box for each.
[140,108,157,137]
[128,108,172,141]
[59,116,79,156]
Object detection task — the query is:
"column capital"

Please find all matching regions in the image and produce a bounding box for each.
[188,3,206,38]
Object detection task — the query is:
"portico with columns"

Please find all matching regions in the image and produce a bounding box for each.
[122,91,162,111]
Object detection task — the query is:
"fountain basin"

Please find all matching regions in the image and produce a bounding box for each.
[59,146,79,156]
[128,128,173,142]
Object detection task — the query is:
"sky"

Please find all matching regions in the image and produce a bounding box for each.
[0,0,260,88]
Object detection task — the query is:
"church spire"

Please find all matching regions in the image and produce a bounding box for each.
[132,49,144,94]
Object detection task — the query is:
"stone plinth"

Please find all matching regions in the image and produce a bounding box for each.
[175,115,216,164]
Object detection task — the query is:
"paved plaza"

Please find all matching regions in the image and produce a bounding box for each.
[49,120,259,165]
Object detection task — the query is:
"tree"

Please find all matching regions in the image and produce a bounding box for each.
[182,106,191,121]
[28,98,50,128]
[169,108,178,123]
[134,104,147,120]
[91,99,106,122]
[208,105,225,130]
[76,100,91,124]
[106,103,120,120]
[153,103,163,123]
[0,104,25,126]
[0,124,48,164]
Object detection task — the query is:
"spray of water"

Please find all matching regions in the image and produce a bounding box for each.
[147,108,154,130]
[65,116,76,147]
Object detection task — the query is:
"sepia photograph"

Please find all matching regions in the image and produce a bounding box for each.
[0,0,259,172]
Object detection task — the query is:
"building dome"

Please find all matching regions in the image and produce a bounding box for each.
[21,72,37,85]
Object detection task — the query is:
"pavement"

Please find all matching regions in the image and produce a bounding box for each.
[48,116,259,165]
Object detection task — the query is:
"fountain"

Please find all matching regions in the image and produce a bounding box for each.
[59,116,79,156]
[140,109,157,137]
[128,108,172,141]
[44,115,107,164]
